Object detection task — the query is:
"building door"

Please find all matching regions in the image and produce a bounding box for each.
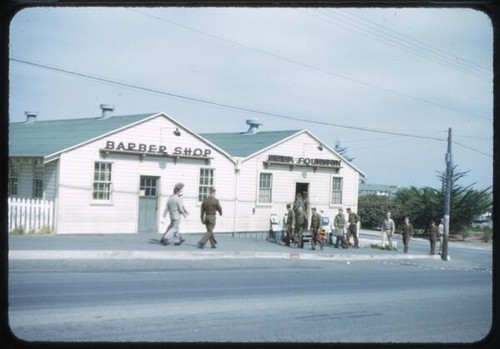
[138,176,159,233]
[295,182,309,201]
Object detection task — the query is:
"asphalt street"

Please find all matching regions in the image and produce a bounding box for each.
[8,232,493,344]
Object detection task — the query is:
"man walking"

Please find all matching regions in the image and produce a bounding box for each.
[309,207,322,250]
[333,208,348,248]
[160,182,188,246]
[295,206,307,248]
[198,187,222,249]
[346,208,360,248]
[381,212,395,250]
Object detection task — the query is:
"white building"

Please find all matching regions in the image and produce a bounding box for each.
[8,107,366,234]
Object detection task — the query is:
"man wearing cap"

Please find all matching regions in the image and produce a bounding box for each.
[160,182,188,246]
[309,207,322,250]
[333,208,348,248]
[198,187,222,249]
[346,207,360,248]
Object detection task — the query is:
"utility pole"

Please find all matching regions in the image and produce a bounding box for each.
[442,128,452,261]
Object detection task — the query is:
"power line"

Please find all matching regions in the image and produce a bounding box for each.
[127,8,490,122]
[310,8,491,80]
[10,56,446,142]
[452,141,492,157]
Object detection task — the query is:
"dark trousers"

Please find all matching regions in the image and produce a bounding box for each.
[348,224,359,248]
[402,234,410,253]
[429,235,436,254]
[199,215,217,247]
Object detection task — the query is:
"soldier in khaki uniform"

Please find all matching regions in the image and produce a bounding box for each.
[198,187,222,249]
[295,206,307,248]
[401,216,414,253]
[309,207,322,250]
[346,208,360,248]
[284,203,295,247]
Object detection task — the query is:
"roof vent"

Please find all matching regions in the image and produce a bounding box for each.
[243,119,262,135]
[99,104,115,119]
[25,111,38,124]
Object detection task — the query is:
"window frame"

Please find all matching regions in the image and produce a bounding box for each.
[330,176,343,206]
[258,172,273,205]
[33,160,44,199]
[198,167,215,202]
[92,161,113,203]
[8,159,20,197]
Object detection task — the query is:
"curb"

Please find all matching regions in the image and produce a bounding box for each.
[8,250,441,261]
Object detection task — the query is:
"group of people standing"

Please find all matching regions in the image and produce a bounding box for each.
[332,207,360,249]
[283,192,361,251]
[160,183,222,249]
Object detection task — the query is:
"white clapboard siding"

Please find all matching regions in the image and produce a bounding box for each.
[8,197,54,233]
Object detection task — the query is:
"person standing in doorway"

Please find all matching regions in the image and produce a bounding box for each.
[198,187,222,249]
[346,208,360,248]
[309,207,322,250]
[333,208,348,248]
[401,216,414,253]
[381,212,395,250]
[302,192,310,231]
[160,182,188,246]
[284,203,295,247]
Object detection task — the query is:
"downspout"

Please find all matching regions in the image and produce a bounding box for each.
[232,159,240,237]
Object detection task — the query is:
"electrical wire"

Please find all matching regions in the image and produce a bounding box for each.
[11,57,494,158]
[126,8,490,122]
[10,56,447,142]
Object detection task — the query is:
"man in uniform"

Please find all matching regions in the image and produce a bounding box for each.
[333,208,348,248]
[381,211,395,250]
[198,187,222,249]
[309,207,322,250]
[426,220,438,255]
[346,207,360,248]
[401,216,414,253]
[302,192,310,230]
[295,206,307,248]
[437,218,444,254]
[160,182,188,246]
[284,203,295,247]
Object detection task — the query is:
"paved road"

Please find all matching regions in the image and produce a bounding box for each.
[9,256,492,343]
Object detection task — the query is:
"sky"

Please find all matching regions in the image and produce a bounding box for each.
[8,6,493,190]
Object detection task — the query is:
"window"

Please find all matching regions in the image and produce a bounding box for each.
[258,173,273,204]
[198,168,214,202]
[331,177,343,205]
[33,160,44,198]
[8,160,20,196]
[93,162,112,201]
[140,176,157,197]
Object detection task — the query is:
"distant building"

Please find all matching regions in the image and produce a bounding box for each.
[8,107,366,234]
[359,183,400,198]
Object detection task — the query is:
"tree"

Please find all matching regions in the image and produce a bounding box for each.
[436,166,492,232]
[333,140,355,162]
[358,194,395,229]
[391,166,492,233]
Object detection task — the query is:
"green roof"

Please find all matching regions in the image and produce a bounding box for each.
[9,113,300,160]
[9,114,155,157]
[200,130,300,157]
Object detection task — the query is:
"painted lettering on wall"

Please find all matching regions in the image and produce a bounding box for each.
[105,141,211,157]
[267,154,341,167]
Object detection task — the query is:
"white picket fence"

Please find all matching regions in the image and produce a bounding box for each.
[8,197,55,234]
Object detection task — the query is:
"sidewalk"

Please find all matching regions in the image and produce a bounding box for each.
[8,230,443,262]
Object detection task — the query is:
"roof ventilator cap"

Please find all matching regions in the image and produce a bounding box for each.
[25,111,38,124]
[99,104,115,119]
[243,119,262,135]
